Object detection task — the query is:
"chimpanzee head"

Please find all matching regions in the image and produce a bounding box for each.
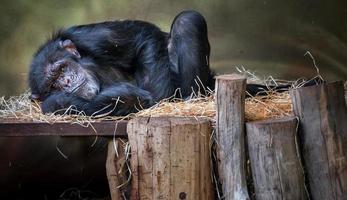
[29,37,100,101]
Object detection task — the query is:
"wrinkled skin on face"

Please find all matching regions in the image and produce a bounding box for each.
[50,60,99,100]
[29,39,100,101]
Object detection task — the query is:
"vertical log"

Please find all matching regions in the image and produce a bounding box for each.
[290,81,347,200]
[106,139,129,200]
[246,117,306,200]
[127,117,214,200]
[215,74,249,200]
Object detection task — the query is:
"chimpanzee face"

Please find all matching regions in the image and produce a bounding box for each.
[49,57,99,100]
[29,39,100,101]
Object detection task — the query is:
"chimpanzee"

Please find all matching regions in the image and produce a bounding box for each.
[29,10,214,116]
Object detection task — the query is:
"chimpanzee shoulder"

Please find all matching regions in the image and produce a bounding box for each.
[53,20,167,70]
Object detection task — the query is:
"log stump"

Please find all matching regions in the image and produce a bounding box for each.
[290,81,347,199]
[127,117,214,200]
[106,139,129,200]
[215,74,250,200]
[246,117,306,200]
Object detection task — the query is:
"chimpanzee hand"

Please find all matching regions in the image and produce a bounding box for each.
[41,83,154,116]
[41,92,80,114]
[83,83,154,116]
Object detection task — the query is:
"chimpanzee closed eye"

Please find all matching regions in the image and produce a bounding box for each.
[29,10,214,116]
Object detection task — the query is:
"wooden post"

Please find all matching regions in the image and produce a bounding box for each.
[215,74,250,200]
[246,117,306,200]
[290,81,347,199]
[127,117,214,200]
[106,139,129,200]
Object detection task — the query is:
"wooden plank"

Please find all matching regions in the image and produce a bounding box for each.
[290,81,347,200]
[246,117,306,200]
[0,121,128,137]
[215,74,250,200]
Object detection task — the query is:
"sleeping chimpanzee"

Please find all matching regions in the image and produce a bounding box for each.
[29,10,214,116]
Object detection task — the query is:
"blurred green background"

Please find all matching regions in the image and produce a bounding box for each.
[0,0,346,97]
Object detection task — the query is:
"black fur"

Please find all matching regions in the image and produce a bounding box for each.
[29,10,214,116]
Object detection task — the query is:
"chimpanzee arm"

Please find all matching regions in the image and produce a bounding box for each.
[246,77,325,96]
[41,82,153,116]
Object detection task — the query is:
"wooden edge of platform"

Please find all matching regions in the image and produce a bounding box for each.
[0,120,128,137]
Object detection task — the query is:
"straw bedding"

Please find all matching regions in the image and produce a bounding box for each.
[0,87,293,123]
[0,76,344,123]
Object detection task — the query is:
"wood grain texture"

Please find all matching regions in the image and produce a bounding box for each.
[215,74,250,200]
[106,140,128,200]
[127,117,214,200]
[290,81,347,200]
[246,117,306,200]
[0,121,128,137]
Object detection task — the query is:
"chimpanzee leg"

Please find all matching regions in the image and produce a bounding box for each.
[168,10,212,97]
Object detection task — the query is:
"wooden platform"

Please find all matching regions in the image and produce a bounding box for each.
[0,120,128,137]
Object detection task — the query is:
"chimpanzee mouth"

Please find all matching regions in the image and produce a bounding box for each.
[71,80,86,93]
[72,79,100,100]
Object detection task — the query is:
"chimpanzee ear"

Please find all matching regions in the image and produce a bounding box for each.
[60,39,81,58]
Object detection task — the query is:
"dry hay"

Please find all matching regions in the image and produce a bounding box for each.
[0,91,130,125]
[135,91,293,122]
[0,89,293,123]
[0,52,335,123]
[0,69,343,123]
[136,68,295,121]
[136,95,215,119]
[245,91,292,121]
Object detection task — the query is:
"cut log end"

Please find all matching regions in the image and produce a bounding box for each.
[216,73,247,81]
[247,116,298,126]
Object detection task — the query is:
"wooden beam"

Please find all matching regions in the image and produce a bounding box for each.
[0,121,128,137]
